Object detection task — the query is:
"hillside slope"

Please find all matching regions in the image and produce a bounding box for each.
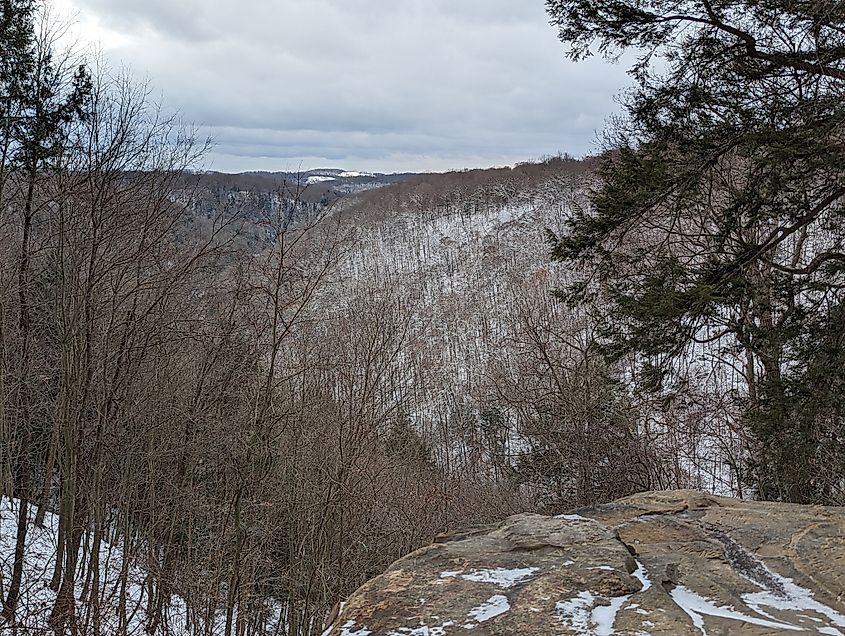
[306,156,731,498]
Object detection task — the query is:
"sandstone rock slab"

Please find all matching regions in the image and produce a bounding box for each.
[323,490,845,635]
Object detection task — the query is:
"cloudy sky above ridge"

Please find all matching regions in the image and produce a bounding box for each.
[53,0,631,173]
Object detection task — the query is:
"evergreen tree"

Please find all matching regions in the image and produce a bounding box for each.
[545,0,845,502]
[0,0,36,192]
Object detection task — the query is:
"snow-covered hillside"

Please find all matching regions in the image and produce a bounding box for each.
[331,187,573,402]
[312,161,739,492]
[294,168,590,473]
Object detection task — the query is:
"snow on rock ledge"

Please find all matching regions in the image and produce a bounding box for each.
[323,490,845,635]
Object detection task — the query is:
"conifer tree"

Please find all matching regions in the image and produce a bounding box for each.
[545,0,845,502]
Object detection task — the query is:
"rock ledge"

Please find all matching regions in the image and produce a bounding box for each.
[323,490,845,635]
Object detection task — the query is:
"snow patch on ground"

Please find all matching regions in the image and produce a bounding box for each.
[555,560,653,635]
[439,566,538,588]
[592,596,632,636]
[465,594,510,625]
[556,591,630,635]
[0,497,194,634]
[1,497,280,635]
[556,591,595,633]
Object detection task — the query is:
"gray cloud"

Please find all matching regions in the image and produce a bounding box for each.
[67,0,631,172]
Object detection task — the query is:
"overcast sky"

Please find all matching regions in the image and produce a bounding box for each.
[53,0,630,174]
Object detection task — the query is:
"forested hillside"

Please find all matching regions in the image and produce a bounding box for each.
[322,156,727,501]
[2,0,844,634]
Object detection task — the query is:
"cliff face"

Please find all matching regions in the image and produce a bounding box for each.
[323,490,845,635]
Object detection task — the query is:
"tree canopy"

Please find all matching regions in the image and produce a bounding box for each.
[546,0,845,502]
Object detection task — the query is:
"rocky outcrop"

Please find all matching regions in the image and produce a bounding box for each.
[323,490,845,635]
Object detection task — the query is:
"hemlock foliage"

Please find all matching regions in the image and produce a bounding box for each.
[546,0,845,503]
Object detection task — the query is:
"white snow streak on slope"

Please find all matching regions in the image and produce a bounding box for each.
[669,585,802,633]
[592,595,633,636]
[741,565,845,632]
[632,562,652,593]
[709,529,845,633]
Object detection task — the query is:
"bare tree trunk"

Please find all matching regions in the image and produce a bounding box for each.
[1,496,29,624]
[89,507,104,636]
[2,164,36,624]
[49,475,84,634]
[50,508,65,591]
[35,419,59,527]
[117,515,132,636]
